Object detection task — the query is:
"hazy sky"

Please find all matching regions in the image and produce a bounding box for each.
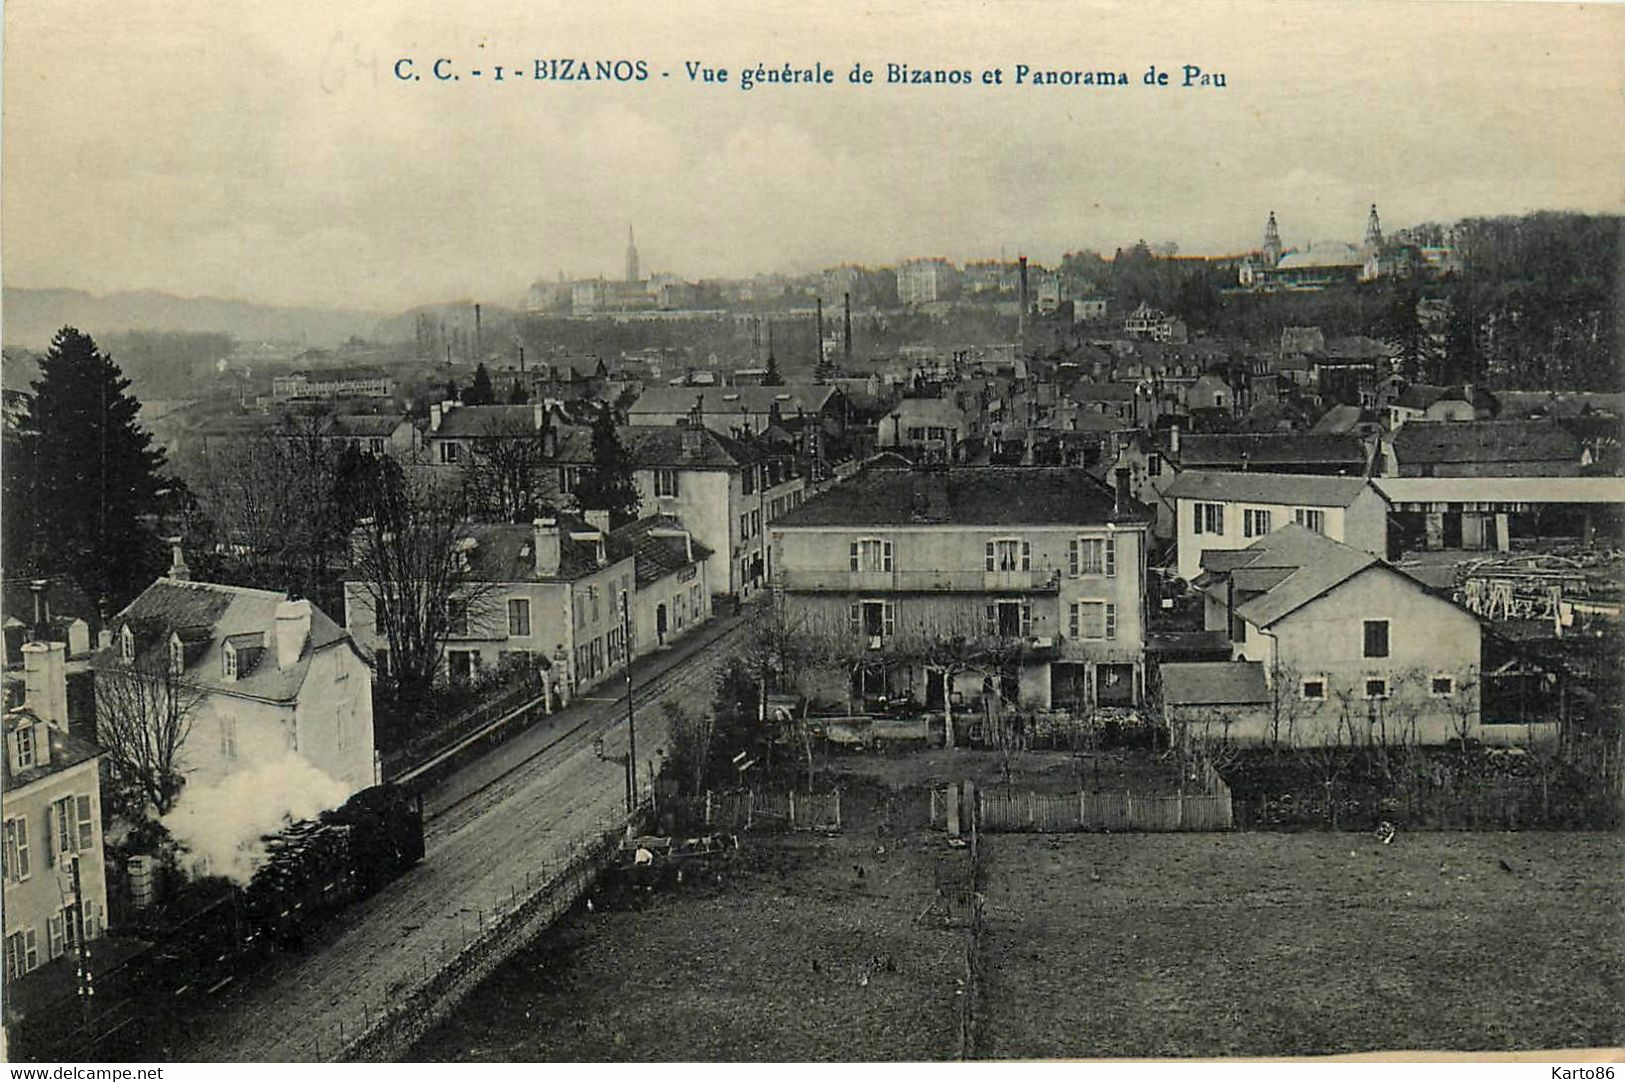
[4,0,1622,311]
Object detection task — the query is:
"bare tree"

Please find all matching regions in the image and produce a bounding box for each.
[94,643,206,816]
[1442,665,1483,751]
[349,466,498,716]
[661,700,717,797]
[460,412,551,522]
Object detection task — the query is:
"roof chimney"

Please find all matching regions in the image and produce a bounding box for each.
[584,508,611,534]
[274,598,311,670]
[22,641,68,729]
[29,580,48,628]
[533,401,547,431]
[430,402,443,431]
[168,538,191,581]
[533,518,561,576]
[1113,467,1131,515]
[1169,423,1180,457]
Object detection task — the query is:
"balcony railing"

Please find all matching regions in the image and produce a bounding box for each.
[777,568,1062,593]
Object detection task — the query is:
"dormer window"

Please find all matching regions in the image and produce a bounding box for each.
[223,642,238,680]
[14,725,35,770]
[119,625,135,664]
[168,635,185,676]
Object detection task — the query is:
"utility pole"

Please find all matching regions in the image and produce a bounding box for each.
[622,590,637,813]
[71,855,93,1026]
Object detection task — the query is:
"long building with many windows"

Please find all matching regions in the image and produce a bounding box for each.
[769,465,1150,723]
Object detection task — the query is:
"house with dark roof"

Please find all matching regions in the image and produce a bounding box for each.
[2,578,97,673]
[1177,432,1372,475]
[2,642,109,994]
[770,466,1152,724]
[1385,383,1499,429]
[1163,470,1389,580]
[1383,420,1585,478]
[1161,525,1484,746]
[422,400,571,468]
[100,555,376,795]
[344,513,710,702]
[550,422,806,601]
[626,384,845,440]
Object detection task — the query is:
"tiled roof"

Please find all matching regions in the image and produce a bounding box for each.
[1163,470,1374,508]
[1178,433,1369,470]
[1391,420,1581,467]
[460,516,626,583]
[1197,525,1382,629]
[433,405,545,438]
[629,384,838,418]
[1161,661,1270,706]
[772,466,1145,527]
[98,579,354,703]
[1069,381,1138,403]
[553,425,757,470]
[607,515,714,589]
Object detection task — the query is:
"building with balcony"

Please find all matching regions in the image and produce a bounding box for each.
[770,465,1150,720]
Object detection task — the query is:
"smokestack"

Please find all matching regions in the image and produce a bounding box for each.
[815,297,826,369]
[1018,256,1030,339]
[519,344,526,373]
[274,598,312,671]
[168,538,191,581]
[474,303,483,362]
[22,641,68,729]
[843,292,854,368]
[533,518,561,576]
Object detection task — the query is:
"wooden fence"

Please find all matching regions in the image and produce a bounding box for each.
[932,779,1233,833]
[670,789,843,832]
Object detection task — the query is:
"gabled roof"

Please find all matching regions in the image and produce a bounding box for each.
[1178,433,1369,470]
[607,515,715,589]
[1161,661,1270,706]
[1163,470,1374,509]
[1,711,100,793]
[628,384,838,418]
[773,467,1145,527]
[1197,525,1382,628]
[460,516,627,584]
[433,404,545,438]
[1069,380,1138,403]
[1310,404,1368,434]
[98,579,353,703]
[1391,419,1582,468]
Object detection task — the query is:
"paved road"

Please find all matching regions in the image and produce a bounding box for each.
[171,613,751,1062]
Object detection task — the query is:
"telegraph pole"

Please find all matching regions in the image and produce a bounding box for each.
[622,591,637,813]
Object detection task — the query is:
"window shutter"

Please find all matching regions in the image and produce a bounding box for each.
[985,604,997,636]
[24,929,37,971]
[883,540,894,572]
[849,603,861,635]
[1068,539,1079,577]
[1021,540,1032,571]
[883,603,896,637]
[1215,506,1224,533]
[1105,537,1117,577]
[1068,603,1079,639]
[48,914,63,960]
[849,541,859,571]
[1193,504,1204,535]
[985,542,995,572]
[76,795,93,852]
[1106,603,1118,641]
[43,805,55,867]
[1020,602,1033,637]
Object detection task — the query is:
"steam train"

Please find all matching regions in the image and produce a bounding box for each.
[9,783,425,1060]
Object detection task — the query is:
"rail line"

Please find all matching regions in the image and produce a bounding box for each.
[414,616,748,825]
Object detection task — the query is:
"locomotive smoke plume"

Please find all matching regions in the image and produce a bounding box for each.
[163,744,354,886]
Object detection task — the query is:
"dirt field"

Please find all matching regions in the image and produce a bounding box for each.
[414,827,968,1061]
[976,831,1625,1058]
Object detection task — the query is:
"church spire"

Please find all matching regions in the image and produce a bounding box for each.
[1263,210,1282,266]
[1364,203,1383,254]
[625,225,639,284]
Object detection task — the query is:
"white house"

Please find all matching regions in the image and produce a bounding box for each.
[1164,471,1390,581]
[100,556,376,795]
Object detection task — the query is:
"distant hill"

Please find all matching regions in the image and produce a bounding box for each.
[2,287,392,349]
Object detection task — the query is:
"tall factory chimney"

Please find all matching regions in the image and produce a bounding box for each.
[474,303,482,362]
[815,297,826,370]
[843,292,854,368]
[1018,256,1030,339]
